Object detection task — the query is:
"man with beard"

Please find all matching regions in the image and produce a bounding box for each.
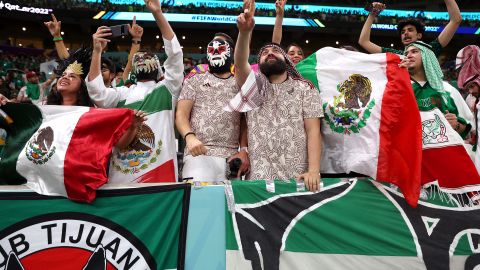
[227,0,323,192]
[176,33,249,182]
[86,0,183,183]
[358,0,461,55]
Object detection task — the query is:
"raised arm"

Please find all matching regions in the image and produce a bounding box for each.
[272,0,286,44]
[437,0,462,47]
[88,26,111,83]
[86,26,125,108]
[235,0,256,88]
[145,0,174,41]
[44,14,70,60]
[123,16,143,82]
[358,2,384,54]
[145,0,184,98]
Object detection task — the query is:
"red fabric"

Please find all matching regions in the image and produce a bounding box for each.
[457,45,480,89]
[422,145,480,192]
[138,159,176,183]
[377,53,422,207]
[64,108,133,203]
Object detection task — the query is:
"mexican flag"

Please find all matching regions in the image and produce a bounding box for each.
[297,47,422,206]
[420,109,480,194]
[226,179,480,270]
[0,183,190,270]
[110,84,177,184]
[0,103,133,202]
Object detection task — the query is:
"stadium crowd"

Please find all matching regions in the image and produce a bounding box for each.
[6,0,480,26]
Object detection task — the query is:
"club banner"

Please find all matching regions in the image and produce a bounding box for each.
[0,184,190,270]
[225,179,480,270]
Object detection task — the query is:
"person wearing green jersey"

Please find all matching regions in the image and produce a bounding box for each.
[358,0,462,56]
[400,41,473,139]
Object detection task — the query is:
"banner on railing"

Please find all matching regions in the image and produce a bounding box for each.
[226,179,480,270]
[0,184,190,270]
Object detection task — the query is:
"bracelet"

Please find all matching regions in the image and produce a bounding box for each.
[53,37,63,42]
[239,146,248,153]
[132,39,141,44]
[184,131,196,140]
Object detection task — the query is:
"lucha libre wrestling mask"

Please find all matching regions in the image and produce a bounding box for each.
[132,52,163,81]
[207,38,233,74]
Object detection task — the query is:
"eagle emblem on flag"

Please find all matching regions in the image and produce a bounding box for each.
[323,74,375,135]
[25,126,56,165]
[111,123,163,174]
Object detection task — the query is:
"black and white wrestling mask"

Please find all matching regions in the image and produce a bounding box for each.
[132,52,163,81]
[207,38,233,74]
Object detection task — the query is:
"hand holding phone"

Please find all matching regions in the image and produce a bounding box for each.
[109,24,130,38]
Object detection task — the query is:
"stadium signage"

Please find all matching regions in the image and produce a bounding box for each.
[371,23,480,35]
[0,1,52,14]
[85,0,480,21]
[95,12,325,27]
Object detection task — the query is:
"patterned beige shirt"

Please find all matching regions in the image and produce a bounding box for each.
[246,74,324,180]
[179,72,241,158]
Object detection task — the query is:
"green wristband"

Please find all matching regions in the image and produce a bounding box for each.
[53,37,63,42]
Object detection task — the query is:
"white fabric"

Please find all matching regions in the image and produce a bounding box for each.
[466,94,476,112]
[182,155,227,182]
[442,81,474,125]
[420,108,464,150]
[315,48,388,176]
[224,71,259,112]
[17,106,89,197]
[476,101,480,173]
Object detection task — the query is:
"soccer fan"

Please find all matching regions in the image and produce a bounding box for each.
[400,41,473,138]
[16,71,55,105]
[358,0,462,55]
[176,33,249,182]
[86,0,183,183]
[229,0,323,192]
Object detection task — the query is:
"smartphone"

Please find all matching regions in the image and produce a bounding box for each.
[227,158,242,180]
[109,24,129,38]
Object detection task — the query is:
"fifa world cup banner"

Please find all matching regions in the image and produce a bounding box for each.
[225,179,480,270]
[0,184,190,270]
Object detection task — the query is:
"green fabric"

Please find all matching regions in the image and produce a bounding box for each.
[0,103,42,184]
[226,179,472,260]
[381,38,442,56]
[116,85,172,113]
[116,79,125,87]
[407,41,444,93]
[412,81,471,138]
[381,47,403,55]
[0,184,190,269]
[25,83,40,100]
[296,52,319,89]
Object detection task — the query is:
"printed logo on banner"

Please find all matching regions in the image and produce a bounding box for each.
[0,212,156,270]
[323,74,376,135]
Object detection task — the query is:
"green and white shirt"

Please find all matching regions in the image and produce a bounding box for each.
[86,36,184,184]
